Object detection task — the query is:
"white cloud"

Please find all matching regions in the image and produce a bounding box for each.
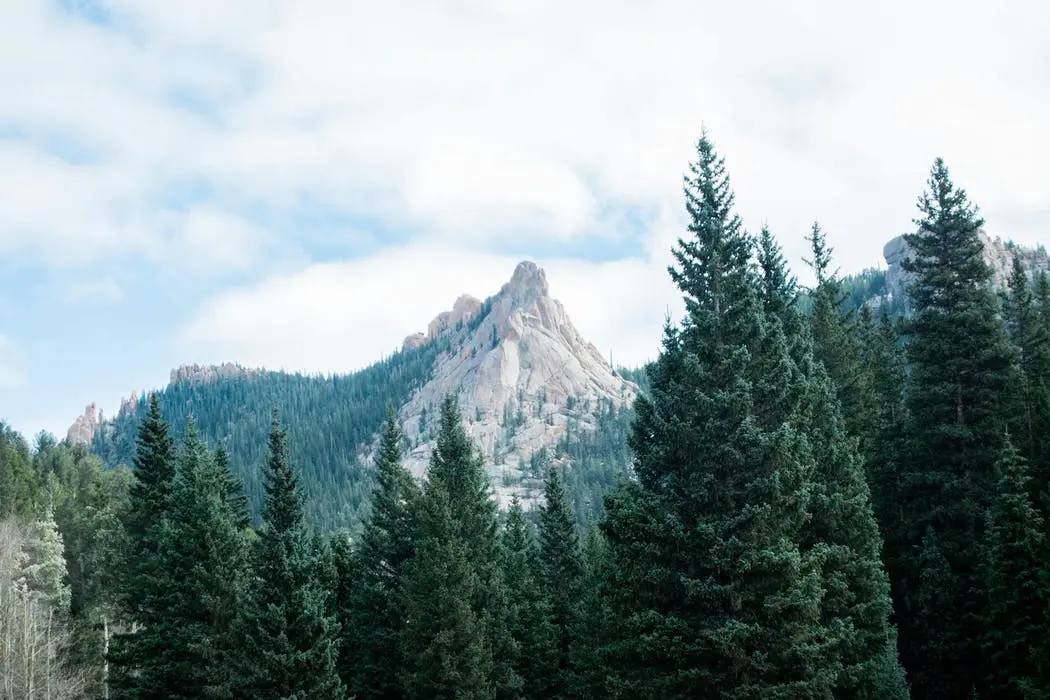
[179,243,683,373]
[1,0,1045,278]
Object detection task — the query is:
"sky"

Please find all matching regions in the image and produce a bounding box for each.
[1,0,1048,440]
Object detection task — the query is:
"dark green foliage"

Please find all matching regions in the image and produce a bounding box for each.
[567,527,614,699]
[600,130,835,698]
[108,417,250,699]
[216,445,251,531]
[149,420,250,698]
[556,395,636,528]
[92,343,443,531]
[226,410,345,700]
[537,466,582,696]
[501,498,557,699]
[895,158,1020,697]
[1004,259,1050,501]
[0,421,36,518]
[805,221,874,440]
[19,436,131,696]
[801,365,907,699]
[911,527,957,699]
[767,227,908,698]
[400,396,520,700]
[108,394,178,698]
[124,394,176,544]
[978,436,1050,698]
[341,408,420,699]
[400,483,493,700]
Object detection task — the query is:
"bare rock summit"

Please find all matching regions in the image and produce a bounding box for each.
[67,403,101,445]
[396,260,638,506]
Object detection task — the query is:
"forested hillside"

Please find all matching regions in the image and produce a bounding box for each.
[90,341,447,531]
[3,129,1049,698]
[86,320,639,533]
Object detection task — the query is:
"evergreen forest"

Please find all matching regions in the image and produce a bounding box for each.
[2,129,1050,698]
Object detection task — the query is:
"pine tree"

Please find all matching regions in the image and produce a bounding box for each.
[567,526,613,699]
[501,498,557,699]
[911,527,957,699]
[978,436,1050,698]
[148,419,250,698]
[400,483,492,700]
[600,129,835,698]
[226,409,344,699]
[400,396,520,700]
[1004,259,1050,502]
[216,445,251,531]
[802,365,908,699]
[124,394,177,546]
[108,393,177,699]
[763,228,908,698]
[757,224,805,349]
[896,158,1019,697]
[537,465,582,696]
[341,407,420,699]
[805,221,873,439]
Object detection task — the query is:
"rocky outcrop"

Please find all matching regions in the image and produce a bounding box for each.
[395,260,638,506]
[66,403,100,445]
[402,333,428,352]
[169,363,259,386]
[426,295,483,340]
[883,231,1049,307]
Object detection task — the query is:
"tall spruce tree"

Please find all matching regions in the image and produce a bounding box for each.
[148,420,250,698]
[805,221,873,440]
[226,409,344,699]
[400,396,519,700]
[400,481,492,700]
[978,435,1050,698]
[599,129,834,698]
[501,498,557,699]
[537,465,583,697]
[216,445,251,531]
[108,393,177,699]
[1004,258,1050,501]
[896,158,1019,698]
[567,526,613,699]
[124,394,177,545]
[341,407,420,699]
[761,229,908,698]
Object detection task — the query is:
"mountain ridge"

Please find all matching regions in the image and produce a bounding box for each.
[74,259,639,529]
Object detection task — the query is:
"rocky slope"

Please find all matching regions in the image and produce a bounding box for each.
[66,403,102,444]
[883,232,1049,307]
[395,260,638,505]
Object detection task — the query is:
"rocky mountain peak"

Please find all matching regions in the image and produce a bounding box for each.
[66,403,100,445]
[394,260,637,506]
[506,260,549,299]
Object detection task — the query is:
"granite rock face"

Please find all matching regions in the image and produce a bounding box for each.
[66,403,100,445]
[883,231,1049,307]
[395,260,638,506]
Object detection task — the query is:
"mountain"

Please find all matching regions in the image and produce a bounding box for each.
[394,261,638,505]
[837,232,1049,316]
[76,260,639,532]
[883,230,1049,307]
